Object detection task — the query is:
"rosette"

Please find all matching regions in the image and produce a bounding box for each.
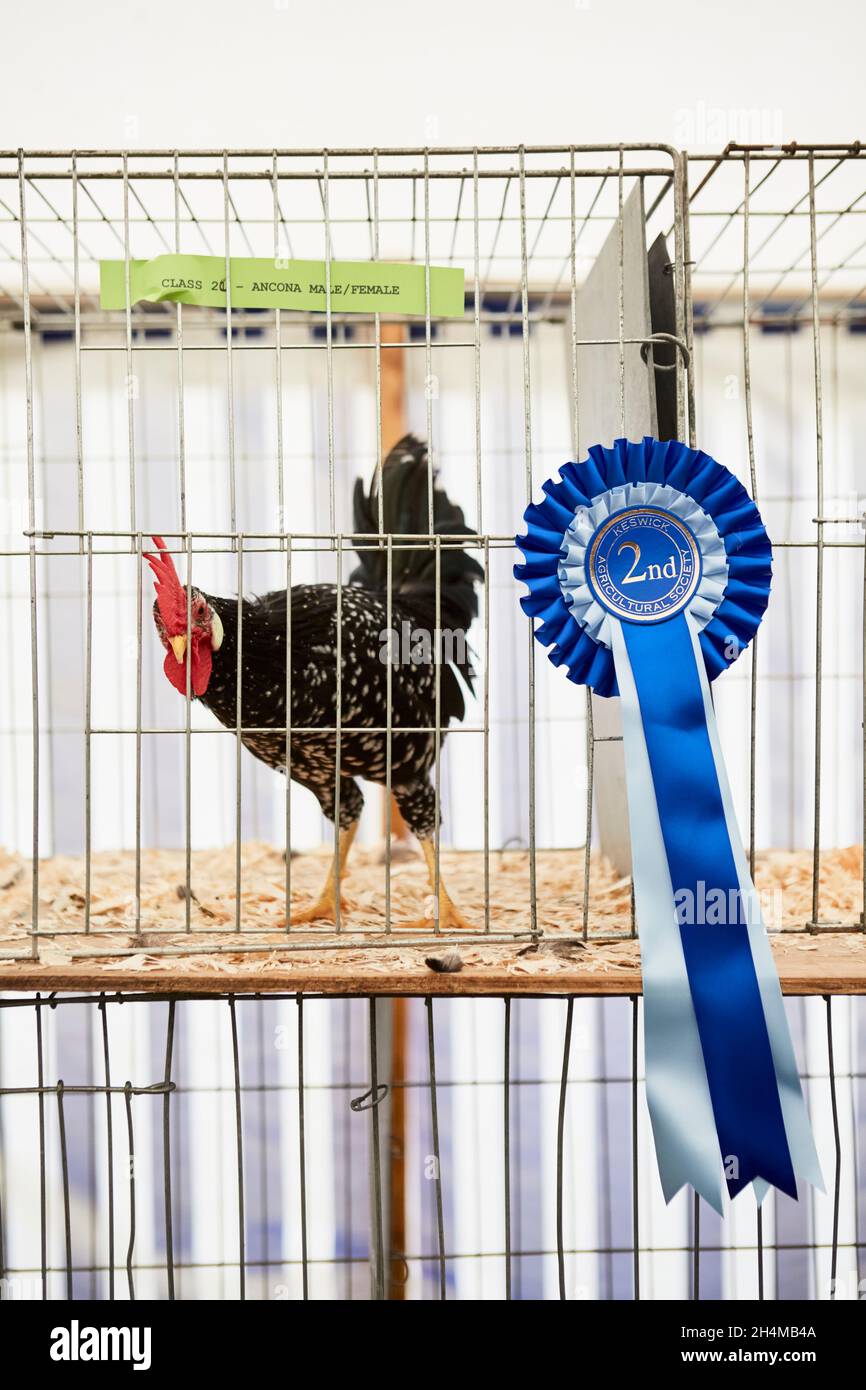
[515,437,822,1213]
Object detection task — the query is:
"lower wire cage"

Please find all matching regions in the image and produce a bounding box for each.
[0,986,863,1301]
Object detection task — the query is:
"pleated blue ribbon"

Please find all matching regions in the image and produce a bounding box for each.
[515,437,822,1212]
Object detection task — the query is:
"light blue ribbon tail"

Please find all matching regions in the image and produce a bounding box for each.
[685,615,825,1197]
[611,621,725,1214]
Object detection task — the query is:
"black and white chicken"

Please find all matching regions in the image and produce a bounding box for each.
[145,435,483,929]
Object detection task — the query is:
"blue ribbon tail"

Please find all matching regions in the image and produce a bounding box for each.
[684,616,824,1197]
[616,613,802,1202]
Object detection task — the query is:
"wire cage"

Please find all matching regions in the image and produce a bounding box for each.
[0,143,864,1301]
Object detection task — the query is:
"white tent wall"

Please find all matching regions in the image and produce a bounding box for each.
[2,316,863,860]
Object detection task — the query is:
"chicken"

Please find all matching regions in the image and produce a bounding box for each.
[145,435,483,930]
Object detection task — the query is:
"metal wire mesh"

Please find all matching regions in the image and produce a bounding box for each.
[0,143,864,1299]
[0,990,860,1300]
[1,144,863,953]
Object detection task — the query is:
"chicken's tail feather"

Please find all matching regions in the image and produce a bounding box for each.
[350,434,483,628]
[350,435,484,716]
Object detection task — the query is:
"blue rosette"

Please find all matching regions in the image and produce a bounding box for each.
[515,436,772,695]
[516,437,821,1214]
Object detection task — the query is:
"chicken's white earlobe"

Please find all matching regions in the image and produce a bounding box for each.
[210,609,224,651]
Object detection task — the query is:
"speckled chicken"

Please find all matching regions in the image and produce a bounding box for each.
[145,436,483,928]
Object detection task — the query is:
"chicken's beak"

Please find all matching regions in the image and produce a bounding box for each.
[210,609,224,651]
[169,634,187,665]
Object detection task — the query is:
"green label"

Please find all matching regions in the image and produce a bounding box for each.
[99,254,464,317]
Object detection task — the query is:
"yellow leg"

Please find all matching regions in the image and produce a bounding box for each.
[398,837,474,932]
[289,821,358,925]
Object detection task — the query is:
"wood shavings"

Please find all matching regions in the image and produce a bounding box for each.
[1,858,24,892]
[102,953,163,972]
[0,842,861,993]
[37,939,75,966]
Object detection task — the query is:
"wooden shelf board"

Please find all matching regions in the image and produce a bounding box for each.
[1,931,864,997]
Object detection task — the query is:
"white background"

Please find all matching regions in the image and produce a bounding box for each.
[1,0,863,153]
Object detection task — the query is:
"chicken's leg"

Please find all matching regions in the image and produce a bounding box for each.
[398,837,474,932]
[289,821,358,925]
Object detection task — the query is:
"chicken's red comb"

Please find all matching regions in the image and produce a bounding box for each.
[144,536,186,628]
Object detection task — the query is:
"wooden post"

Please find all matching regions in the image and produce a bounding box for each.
[380,321,414,850]
[378,318,410,1297]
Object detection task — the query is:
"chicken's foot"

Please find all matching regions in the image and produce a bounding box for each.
[289,821,358,926]
[397,837,475,932]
